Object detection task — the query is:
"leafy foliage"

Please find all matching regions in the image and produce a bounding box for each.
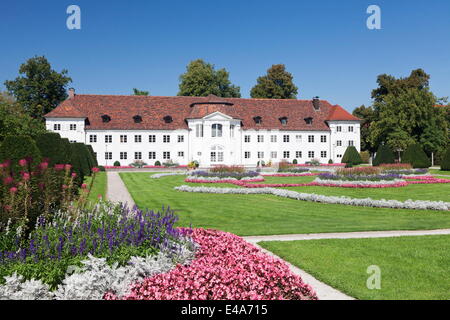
[250,64,298,99]
[352,105,376,153]
[441,147,450,171]
[0,136,42,176]
[178,59,241,97]
[35,132,67,166]
[4,56,72,119]
[132,88,149,96]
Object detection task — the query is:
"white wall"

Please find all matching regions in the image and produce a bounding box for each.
[328,121,361,163]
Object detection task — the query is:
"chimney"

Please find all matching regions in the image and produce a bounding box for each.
[312,96,320,111]
[68,88,75,99]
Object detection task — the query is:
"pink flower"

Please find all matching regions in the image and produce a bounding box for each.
[39,162,49,170]
[62,184,68,190]
[3,176,14,185]
[81,183,87,189]
[97,194,103,199]
[72,172,77,178]
[92,167,100,173]
[9,187,18,194]
[65,164,72,171]
[22,173,30,181]
[54,164,65,171]
[18,159,27,167]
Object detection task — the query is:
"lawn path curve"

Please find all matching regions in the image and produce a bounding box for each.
[106,171,136,207]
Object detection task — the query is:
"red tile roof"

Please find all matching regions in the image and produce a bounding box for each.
[44,94,360,131]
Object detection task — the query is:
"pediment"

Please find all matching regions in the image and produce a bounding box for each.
[202,111,234,121]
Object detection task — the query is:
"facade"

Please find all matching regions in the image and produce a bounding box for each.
[45,90,361,167]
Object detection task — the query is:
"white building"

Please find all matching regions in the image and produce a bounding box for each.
[45,89,361,167]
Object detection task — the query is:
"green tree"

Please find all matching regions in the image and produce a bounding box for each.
[178,59,241,97]
[0,93,46,142]
[4,56,72,119]
[441,147,450,171]
[341,146,363,165]
[250,64,298,99]
[352,105,376,153]
[132,88,149,96]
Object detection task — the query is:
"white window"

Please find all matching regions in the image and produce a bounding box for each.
[230,125,235,138]
[244,151,251,159]
[308,151,315,158]
[348,140,354,147]
[271,151,277,159]
[53,124,61,131]
[149,135,156,143]
[270,135,277,143]
[135,152,142,160]
[105,135,112,143]
[321,135,327,143]
[178,151,184,157]
[283,151,290,159]
[212,124,223,137]
[163,135,170,143]
[257,135,264,143]
[296,151,302,158]
[321,151,327,158]
[257,152,264,159]
[308,135,314,143]
[348,126,354,132]
[295,135,302,143]
[211,145,224,162]
[148,152,156,159]
[337,126,342,132]
[196,124,204,138]
[70,124,77,131]
[163,152,170,159]
[244,135,250,143]
[89,135,97,143]
[120,152,127,160]
[120,135,127,143]
[105,152,112,160]
[337,140,342,147]
[178,135,184,143]
[283,135,290,143]
[135,135,142,143]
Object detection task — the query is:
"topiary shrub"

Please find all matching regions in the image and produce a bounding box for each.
[35,132,66,166]
[60,138,72,164]
[360,151,370,164]
[98,165,106,172]
[328,159,333,164]
[0,135,42,176]
[292,159,298,164]
[373,144,395,166]
[154,161,161,166]
[401,143,431,168]
[68,143,85,185]
[341,146,362,165]
[113,161,121,167]
[441,147,450,171]
[86,145,98,167]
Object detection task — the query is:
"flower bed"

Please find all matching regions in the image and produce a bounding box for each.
[318,172,402,181]
[174,185,450,211]
[105,229,318,300]
[263,173,319,177]
[189,170,260,180]
[185,176,264,183]
[313,178,408,188]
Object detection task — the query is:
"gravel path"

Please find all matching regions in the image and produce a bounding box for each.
[106,171,136,207]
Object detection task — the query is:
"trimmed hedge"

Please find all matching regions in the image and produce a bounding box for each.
[341,146,362,165]
[373,144,395,166]
[401,144,431,168]
[86,145,98,167]
[441,147,450,171]
[73,143,92,176]
[68,143,85,185]
[0,136,42,175]
[35,132,66,166]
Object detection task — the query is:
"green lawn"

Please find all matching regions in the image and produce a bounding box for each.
[260,235,450,300]
[430,169,450,176]
[120,172,450,236]
[83,171,107,203]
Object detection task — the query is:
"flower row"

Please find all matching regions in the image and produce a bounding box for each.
[105,229,318,300]
[174,185,450,211]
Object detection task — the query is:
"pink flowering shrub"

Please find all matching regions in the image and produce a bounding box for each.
[105,229,317,300]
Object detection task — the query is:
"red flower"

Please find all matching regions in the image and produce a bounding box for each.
[54,164,65,171]
[92,167,100,173]
[81,183,87,189]
[19,159,27,167]
[39,162,49,170]
[3,176,14,185]
[65,164,72,171]
[9,187,18,194]
[22,173,30,181]
[72,172,77,178]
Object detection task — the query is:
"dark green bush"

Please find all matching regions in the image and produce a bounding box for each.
[0,136,42,175]
[68,143,85,184]
[441,147,450,171]
[328,159,333,164]
[34,132,66,166]
[401,144,431,168]
[60,138,72,164]
[98,165,106,172]
[86,145,98,167]
[373,144,395,166]
[113,161,121,166]
[155,161,161,166]
[292,159,298,164]
[341,146,362,165]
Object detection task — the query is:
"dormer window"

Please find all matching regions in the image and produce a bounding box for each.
[101,115,111,123]
[253,116,262,125]
[304,117,313,125]
[163,115,173,123]
[279,117,288,126]
[133,115,142,123]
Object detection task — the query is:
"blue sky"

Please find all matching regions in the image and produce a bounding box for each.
[1,0,449,112]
